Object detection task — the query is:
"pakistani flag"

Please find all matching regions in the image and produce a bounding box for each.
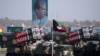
[53,19,66,32]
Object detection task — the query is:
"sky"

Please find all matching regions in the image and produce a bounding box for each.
[0,0,100,21]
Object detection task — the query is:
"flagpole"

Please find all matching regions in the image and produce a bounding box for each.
[52,27,53,56]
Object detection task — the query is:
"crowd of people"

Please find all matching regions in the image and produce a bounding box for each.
[3,33,100,56]
[73,41,100,56]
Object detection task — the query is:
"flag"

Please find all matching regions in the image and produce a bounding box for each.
[21,23,26,30]
[21,23,25,27]
[67,29,83,42]
[53,19,66,32]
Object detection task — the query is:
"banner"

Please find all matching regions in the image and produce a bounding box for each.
[32,0,48,26]
[16,36,27,43]
[32,27,51,39]
[7,27,23,33]
[15,28,32,38]
[3,34,33,48]
[1,28,32,42]
[67,30,79,37]
[68,29,83,42]
[68,35,80,42]
[82,27,91,38]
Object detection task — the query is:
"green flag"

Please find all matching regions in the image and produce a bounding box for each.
[53,19,67,32]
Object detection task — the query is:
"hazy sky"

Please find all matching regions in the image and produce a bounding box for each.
[0,0,100,21]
